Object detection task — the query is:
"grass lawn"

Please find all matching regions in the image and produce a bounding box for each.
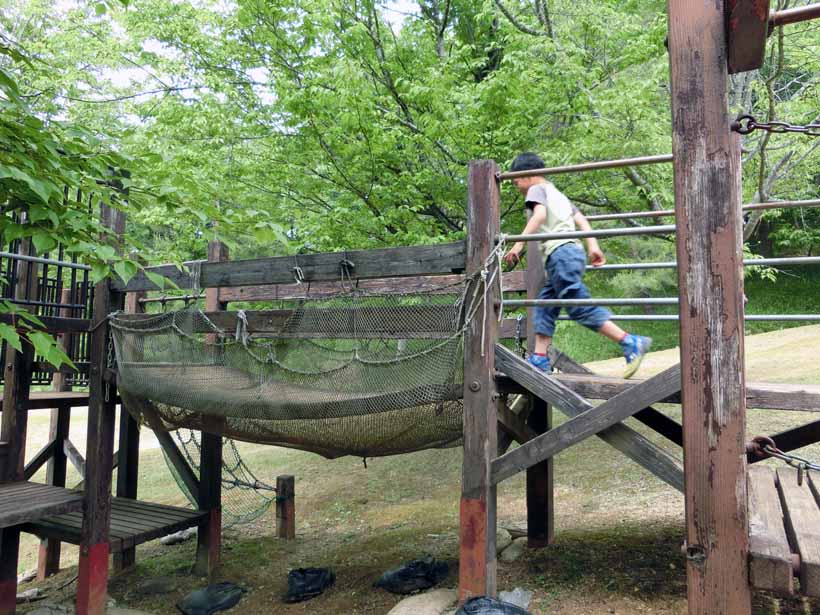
[11,321,820,614]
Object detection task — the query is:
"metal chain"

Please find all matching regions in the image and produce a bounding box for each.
[732,114,820,137]
[763,444,820,486]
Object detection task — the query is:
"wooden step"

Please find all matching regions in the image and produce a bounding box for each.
[0,482,84,529]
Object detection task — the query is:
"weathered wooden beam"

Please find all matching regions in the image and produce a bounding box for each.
[459,160,500,601]
[727,0,770,73]
[547,350,684,446]
[523,208,553,549]
[276,475,296,541]
[497,403,538,444]
[63,438,86,478]
[550,372,820,413]
[112,242,467,292]
[0,314,91,334]
[218,270,529,303]
[491,360,682,484]
[496,345,684,491]
[40,289,73,579]
[195,240,228,580]
[77,203,125,615]
[23,439,57,481]
[747,466,793,594]
[668,0,751,610]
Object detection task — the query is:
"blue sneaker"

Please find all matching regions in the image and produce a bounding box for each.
[527,353,551,373]
[620,334,652,379]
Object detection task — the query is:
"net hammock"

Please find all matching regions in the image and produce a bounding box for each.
[110,262,499,460]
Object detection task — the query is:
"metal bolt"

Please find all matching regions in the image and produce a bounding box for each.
[469,381,481,392]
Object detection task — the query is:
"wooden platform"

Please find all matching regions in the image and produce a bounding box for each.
[0,482,84,528]
[22,497,207,553]
[748,466,820,597]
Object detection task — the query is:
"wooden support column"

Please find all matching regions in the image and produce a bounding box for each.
[112,290,145,573]
[38,289,73,580]
[459,160,500,602]
[276,475,295,540]
[0,241,36,615]
[77,204,126,615]
[194,240,227,578]
[667,2,751,613]
[524,211,553,548]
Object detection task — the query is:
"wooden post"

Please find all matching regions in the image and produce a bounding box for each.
[667,2,751,613]
[112,290,145,573]
[0,240,36,615]
[524,209,553,548]
[76,204,126,615]
[38,289,73,580]
[194,240,227,578]
[276,475,295,540]
[459,160,500,601]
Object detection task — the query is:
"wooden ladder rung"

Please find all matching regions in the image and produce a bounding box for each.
[777,467,820,597]
[748,466,793,594]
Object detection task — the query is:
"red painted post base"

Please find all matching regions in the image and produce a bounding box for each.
[0,528,20,615]
[76,542,110,615]
[0,579,17,615]
[458,497,496,602]
[195,508,222,579]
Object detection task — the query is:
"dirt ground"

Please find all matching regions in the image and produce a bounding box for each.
[13,326,820,614]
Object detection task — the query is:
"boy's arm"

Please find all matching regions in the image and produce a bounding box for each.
[573,211,606,267]
[504,204,547,267]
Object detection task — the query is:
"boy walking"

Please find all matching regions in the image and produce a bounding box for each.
[502,152,652,378]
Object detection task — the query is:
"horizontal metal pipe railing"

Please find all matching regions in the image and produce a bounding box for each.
[504,298,679,307]
[584,256,820,272]
[553,314,820,322]
[498,154,674,180]
[501,224,676,243]
[139,293,205,304]
[585,199,820,222]
[770,3,820,27]
[0,251,91,271]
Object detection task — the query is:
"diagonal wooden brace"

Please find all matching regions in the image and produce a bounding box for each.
[493,345,683,488]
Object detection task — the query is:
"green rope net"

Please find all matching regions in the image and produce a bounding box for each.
[110,278,492,459]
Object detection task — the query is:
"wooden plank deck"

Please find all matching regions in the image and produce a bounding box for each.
[0,482,84,528]
[778,468,820,597]
[748,466,793,594]
[22,497,207,553]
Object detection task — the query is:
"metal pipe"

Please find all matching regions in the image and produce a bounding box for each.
[502,224,676,242]
[0,251,91,271]
[504,298,679,307]
[743,199,820,213]
[139,293,204,305]
[498,154,674,180]
[584,256,820,272]
[584,199,820,222]
[4,298,87,310]
[770,3,820,28]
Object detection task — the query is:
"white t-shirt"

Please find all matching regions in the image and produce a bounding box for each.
[524,182,581,259]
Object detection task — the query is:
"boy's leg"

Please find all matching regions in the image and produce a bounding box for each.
[549,245,651,377]
[529,275,559,372]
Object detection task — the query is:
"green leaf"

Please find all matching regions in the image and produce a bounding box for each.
[145,270,179,290]
[113,259,138,284]
[0,323,22,352]
[91,262,109,283]
[31,231,58,254]
[95,2,107,15]
[26,331,76,370]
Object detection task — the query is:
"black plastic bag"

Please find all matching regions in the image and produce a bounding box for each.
[176,582,246,615]
[456,597,533,615]
[373,555,449,595]
[284,567,336,603]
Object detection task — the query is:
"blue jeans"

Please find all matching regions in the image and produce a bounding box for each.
[533,243,611,337]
